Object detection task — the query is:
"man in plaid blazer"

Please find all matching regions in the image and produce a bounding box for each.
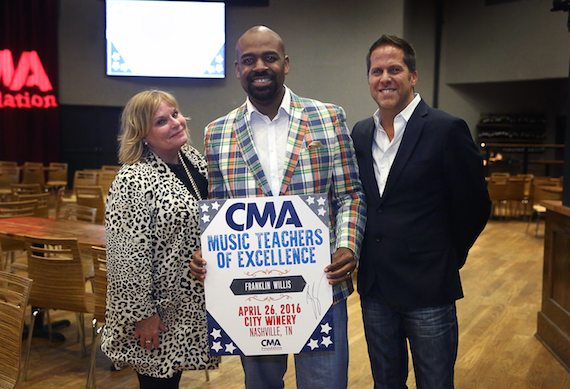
[191,26,366,389]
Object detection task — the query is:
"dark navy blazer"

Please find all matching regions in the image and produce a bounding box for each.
[351,99,491,309]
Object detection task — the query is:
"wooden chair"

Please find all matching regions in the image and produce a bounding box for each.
[533,176,562,186]
[75,186,105,225]
[55,187,66,216]
[0,161,18,167]
[23,162,43,168]
[60,171,98,204]
[508,176,533,217]
[101,165,120,173]
[22,165,45,189]
[0,199,37,218]
[86,246,107,389]
[0,200,37,272]
[98,170,116,198]
[45,162,68,191]
[73,170,98,188]
[487,179,526,218]
[10,183,42,195]
[0,167,20,199]
[55,197,98,281]
[16,193,50,218]
[0,271,33,388]
[547,177,562,185]
[22,236,95,381]
[57,203,97,224]
[526,183,563,237]
[55,186,75,213]
[516,173,534,196]
[490,172,510,181]
[0,232,27,273]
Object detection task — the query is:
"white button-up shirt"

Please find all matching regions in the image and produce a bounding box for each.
[372,93,421,196]
[247,87,291,196]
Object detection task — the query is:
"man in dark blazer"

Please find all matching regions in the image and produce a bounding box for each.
[351,35,490,389]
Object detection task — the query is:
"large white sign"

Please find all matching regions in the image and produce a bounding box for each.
[199,195,334,356]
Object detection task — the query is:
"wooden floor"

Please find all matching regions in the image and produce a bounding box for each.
[10,219,570,388]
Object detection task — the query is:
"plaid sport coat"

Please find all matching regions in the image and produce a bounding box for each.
[204,90,366,303]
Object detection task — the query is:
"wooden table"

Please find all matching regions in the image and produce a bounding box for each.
[0,216,105,248]
[0,216,105,340]
[537,201,570,372]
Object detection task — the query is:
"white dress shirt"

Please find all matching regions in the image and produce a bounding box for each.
[246,87,291,196]
[372,93,421,196]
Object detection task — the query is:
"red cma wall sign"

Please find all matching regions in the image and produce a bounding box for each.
[0,49,58,109]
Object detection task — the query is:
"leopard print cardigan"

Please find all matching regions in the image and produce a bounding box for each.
[101,144,218,378]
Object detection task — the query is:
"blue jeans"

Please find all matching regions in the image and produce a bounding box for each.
[241,299,348,389]
[361,296,458,389]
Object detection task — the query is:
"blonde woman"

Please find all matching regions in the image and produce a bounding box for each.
[102,90,217,388]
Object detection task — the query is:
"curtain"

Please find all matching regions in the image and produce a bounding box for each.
[0,0,59,164]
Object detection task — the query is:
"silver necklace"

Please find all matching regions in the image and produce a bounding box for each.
[178,151,202,201]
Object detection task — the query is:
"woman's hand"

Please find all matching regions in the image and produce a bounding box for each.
[190,249,207,282]
[134,313,168,350]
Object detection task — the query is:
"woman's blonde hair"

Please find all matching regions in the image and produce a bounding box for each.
[118,90,184,165]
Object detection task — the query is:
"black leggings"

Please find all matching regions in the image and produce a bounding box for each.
[136,371,183,389]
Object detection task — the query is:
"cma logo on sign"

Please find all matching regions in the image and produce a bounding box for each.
[261,339,281,347]
[226,201,302,232]
[0,49,58,109]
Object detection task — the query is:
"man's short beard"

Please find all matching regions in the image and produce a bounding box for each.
[247,82,280,103]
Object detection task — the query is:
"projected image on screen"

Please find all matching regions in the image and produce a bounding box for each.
[106,0,225,78]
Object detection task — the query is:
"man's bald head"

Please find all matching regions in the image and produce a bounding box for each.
[235,25,286,60]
